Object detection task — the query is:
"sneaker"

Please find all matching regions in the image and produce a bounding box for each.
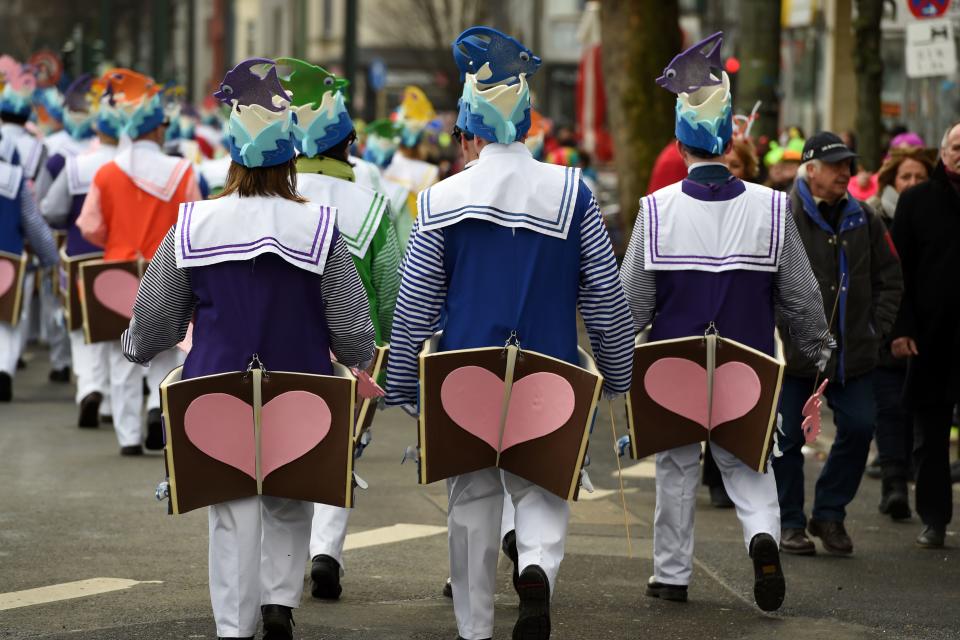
[0,372,11,402]
[916,525,946,549]
[145,408,164,450]
[502,529,520,592]
[709,484,734,509]
[310,554,342,600]
[750,533,786,612]
[261,604,293,640]
[513,565,550,640]
[120,445,144,456]
[644,576,688,602]
[442,577,452,598]
[78,392,103,428]
[808,518,853,555]
[779,527,816,555]
[48,366,71,383]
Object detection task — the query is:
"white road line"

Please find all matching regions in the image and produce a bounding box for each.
[0,578,163,611]
[343,523,447,551]
[577,487,637,501]
[616,460,657,479]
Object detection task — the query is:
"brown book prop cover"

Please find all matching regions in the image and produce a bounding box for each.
[354,344,388,443]
[418,335,603,500]
[78,258,144,344]
[159,359,357,515]
[626,330,785,472]
[58,247,104,332]
[0,250,27,326]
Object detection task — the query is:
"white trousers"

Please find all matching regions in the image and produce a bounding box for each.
[309,504,349,571]
[209,496,313,637]
[448,468,569,640]
[39,271,71,369]
[146,347,184,411]
[18,272,35,353]
[653,443,780,586]
[69,329,110,404]
[107,341,143,447]
[0,321,20,375]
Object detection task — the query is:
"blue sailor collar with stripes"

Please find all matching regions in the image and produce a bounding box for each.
[173,194,337,276]
[417,141,581,240]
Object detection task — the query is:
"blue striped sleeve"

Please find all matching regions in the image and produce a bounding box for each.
[19,179,58,267]
[577,191,634,395]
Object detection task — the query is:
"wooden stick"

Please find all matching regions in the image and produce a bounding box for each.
[608,399,633,558]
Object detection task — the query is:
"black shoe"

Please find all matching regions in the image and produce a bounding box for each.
[0,372,10,402]
[78,392,103,428]
[261,604,294,640]
[864,457,882,480]
[100,414,113,425]
[750,533,785,612]
[513,565,550,640]
[48,366,71,383]
[145,408,164,450]
[310,554,342,600]
[709,484,734,509]
[879,477,912,521]
[808,518,853,555]
[16,357,25,370]
[916,525,946,549]
[442,577,453,598]
[779,527,816,555]
[120,445,143,456]
[502,529,520,592]
[644,576,688,602]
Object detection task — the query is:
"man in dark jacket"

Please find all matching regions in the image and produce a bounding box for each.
[890,121,960,549]
[774,132,903,556]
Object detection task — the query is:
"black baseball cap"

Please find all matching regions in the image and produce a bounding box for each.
[801,131,858,164]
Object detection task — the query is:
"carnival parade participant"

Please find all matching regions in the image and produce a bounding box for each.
[386,27,633,640]
[121,57,374,640]
[76,68,201,455]
[359,118,416,251]
[40,73,126,427]
[0,56,45,181]
[619,32,832,612]
[277,55,402,601]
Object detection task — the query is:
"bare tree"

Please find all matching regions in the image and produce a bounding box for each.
[853,0,884,171]
[600,0,681,230]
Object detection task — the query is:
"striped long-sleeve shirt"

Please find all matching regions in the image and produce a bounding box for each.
[19,179,58,267]
[384,194,635,406]
[121,226,375,368]
[620,196,831,362]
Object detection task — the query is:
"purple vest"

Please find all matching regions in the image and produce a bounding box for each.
[182,248,335,379]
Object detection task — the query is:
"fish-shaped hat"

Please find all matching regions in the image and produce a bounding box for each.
[61,75,97,140]
[95,68,165,139]
[88,69,126,139]
[0,56,37,119]
[276,57,353,157]
[361,118,401,168]
[523,109,550,159]
[452,26,541,85]
[34,87,65,133]
[215,58,295,168]
[395,86,436,147]
[658,32,732,156]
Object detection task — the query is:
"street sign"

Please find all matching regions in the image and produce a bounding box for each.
[369,58,387,92]
[905,17,957,77]
[908,0,951,19]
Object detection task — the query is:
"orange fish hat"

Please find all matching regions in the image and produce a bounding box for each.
[94,68,165,138]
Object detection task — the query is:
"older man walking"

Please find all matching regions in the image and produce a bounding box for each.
[774,132,903,556]
[890,122,960,548]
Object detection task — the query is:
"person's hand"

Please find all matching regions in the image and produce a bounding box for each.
[891,337,918,359]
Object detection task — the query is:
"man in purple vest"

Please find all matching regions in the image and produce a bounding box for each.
[620,32,832,612]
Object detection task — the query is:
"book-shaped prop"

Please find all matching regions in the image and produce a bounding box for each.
[417,335,603,500]
[58,247,104,332]
[0,250,27,326]
[625,329,785,472]
[78,258,144,344]
[159,357,357,515]
[354,344,389,443]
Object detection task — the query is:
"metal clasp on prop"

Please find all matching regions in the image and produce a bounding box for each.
[243,353,270,380]
[502,330,523,359]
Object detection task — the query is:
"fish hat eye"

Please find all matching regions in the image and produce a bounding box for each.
[323,77,335,86]
[666,69,676,79]
[519,51,530,62]
[221,84,233,95]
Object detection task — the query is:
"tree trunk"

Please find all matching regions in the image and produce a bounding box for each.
[600,0,680,234]
[853,0,884,171]
[735,0,782,142]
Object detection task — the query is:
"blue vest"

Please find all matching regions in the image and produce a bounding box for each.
[0,180,23,255]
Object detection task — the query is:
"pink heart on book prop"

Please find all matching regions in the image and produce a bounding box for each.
[644,358,761,430]
[440,366,576,451]
[92,268,140,318]
[0,260,15,298]
[184,391,331,479]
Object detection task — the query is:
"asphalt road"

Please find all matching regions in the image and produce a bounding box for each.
[1,347,958,640]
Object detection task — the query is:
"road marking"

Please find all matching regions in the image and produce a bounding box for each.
[577,487,637,501]
[343,523,447,551]
[0,578,163,611]
[616,460,657,479]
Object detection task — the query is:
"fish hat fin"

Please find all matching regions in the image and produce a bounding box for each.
[697,31,725,69]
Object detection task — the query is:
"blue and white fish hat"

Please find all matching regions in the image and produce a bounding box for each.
[35,87,65,130]
[214,58,295,168]
[62,75,97,140]
[452,26,541,85]
[0,56,37,119]
[658,32,732,156]
[276,57,353,157]
[94,68,165,139]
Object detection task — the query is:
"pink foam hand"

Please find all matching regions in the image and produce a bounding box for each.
[0,260,15,298]
[645,358,761,430]
[92,268,140,318]
[184,393,257,478]
[176,321,194,354]
[260,391,330,477]
[801,379,828,444]
[351,367,385,399]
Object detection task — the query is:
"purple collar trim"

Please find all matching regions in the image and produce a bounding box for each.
[680,177,746,202]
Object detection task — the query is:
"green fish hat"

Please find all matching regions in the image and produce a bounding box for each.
[276,57,353,157]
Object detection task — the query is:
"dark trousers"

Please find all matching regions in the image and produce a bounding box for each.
[773,373,876,529]
[873,366,913,477]
[913,403,956,528]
